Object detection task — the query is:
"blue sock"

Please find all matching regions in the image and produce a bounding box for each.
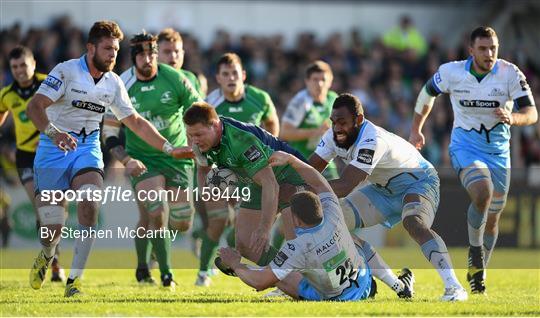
[467,204,486,247]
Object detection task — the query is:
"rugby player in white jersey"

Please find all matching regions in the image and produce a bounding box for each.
[409,26,537,294]
[219,150,372,301]
[26,20,194,297]
[309,93,467,301]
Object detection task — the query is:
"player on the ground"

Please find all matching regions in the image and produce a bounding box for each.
[409,26,537,294]
[102,31,202,289]
[26,21,194,297]
[157,28,206,98]
[219,150,372,301]
[309,93,467,301]
[196,52,281,286]
[280,60,338,180]
[183,102,305,269]
[0,45,65,282]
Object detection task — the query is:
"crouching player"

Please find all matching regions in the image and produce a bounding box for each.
[219,151,372,301]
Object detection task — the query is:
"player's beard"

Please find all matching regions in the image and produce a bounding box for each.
[93,54,115,72]
[137,63,155,78]
[333,125,360,149]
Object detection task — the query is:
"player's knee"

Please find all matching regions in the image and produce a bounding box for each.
[468,182,494,212]
[137,219,148,229]
[402,215,424,235]
[169,202,193,232]
[169,220,191,232]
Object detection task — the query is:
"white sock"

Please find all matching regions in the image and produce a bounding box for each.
[68,224,96,280]
[421,235,462,289]
[42,242,58,258]
[360,240,403,293]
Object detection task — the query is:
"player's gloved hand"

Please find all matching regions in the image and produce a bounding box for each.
[494,108,514,125]
[408,130,425,150]
[250,226,270,258]
[171,146,195,159]
[124,158,147,177]
[268,151,292,167]
[219,247,242,269]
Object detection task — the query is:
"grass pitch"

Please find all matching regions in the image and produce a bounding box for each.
[1,248,538,316]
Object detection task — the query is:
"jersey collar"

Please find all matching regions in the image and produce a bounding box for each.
[352,120,369,146]
[80,55,90,73]
[465,56,499,74]
[295,217,325,236]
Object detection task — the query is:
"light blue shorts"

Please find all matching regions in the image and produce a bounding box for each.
[298,268,372,301]
[34,131,103,193]
[449,146,510,195]
[357,169,440,228]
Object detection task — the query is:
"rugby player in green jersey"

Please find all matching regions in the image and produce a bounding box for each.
[183,102,306,273]
[103,32,201,290]
[157,28,207,98]
[280,61,339,180]
[195,53,281,286]
[208,53,279,135]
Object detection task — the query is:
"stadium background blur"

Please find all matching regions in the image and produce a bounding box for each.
[1,0,539,250]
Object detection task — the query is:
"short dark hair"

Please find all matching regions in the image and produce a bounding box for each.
[88,20,124,45]
[158,28,182,44]
[183,101,220,126]
[333,93,364,117]
[290,191,323,225]
[8,45,34,61]
[216,53,243,73]
[470,26,497,45]
[305,60,333,80]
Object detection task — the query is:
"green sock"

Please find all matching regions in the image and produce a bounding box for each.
[151,236,172,276]
[224,226,236,247]
[199,231,220,272]
[257,245,279,266]
[134,236,151,268]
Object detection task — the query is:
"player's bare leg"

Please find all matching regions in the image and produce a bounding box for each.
[461,166,493,294]
[63,171,103,297]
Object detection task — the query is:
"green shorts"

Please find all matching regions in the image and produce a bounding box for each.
[130,155,193,189]
[239,165,305,211]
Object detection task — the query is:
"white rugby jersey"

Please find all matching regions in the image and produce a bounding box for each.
[315,120,433,188]
[428,58,534,153]
[282,89,318,127]
[37,55,135,134]
[270,192,367,299]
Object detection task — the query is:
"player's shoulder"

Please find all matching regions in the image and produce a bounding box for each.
[158,63,182,79]
[356,120,380,144]
[495,59,524,77]
[0,83,14,100]
[327,90,338,100]
[206,88,224,107]
[119,67,135,83]
[222,117,260,142]
[246,84,270,99]
[438,59,468,75]
[179,68,197,80]
[287,89,310,107]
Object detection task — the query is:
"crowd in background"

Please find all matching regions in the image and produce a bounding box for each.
[1,15,539,172]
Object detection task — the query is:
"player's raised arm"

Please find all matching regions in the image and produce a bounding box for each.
[269,151,331,194]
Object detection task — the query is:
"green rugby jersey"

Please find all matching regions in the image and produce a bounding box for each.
[206,85,276,125]
[180,69,205,98]
[201,117,305,185]
[120,63,201,159]
[282,89,338,158]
